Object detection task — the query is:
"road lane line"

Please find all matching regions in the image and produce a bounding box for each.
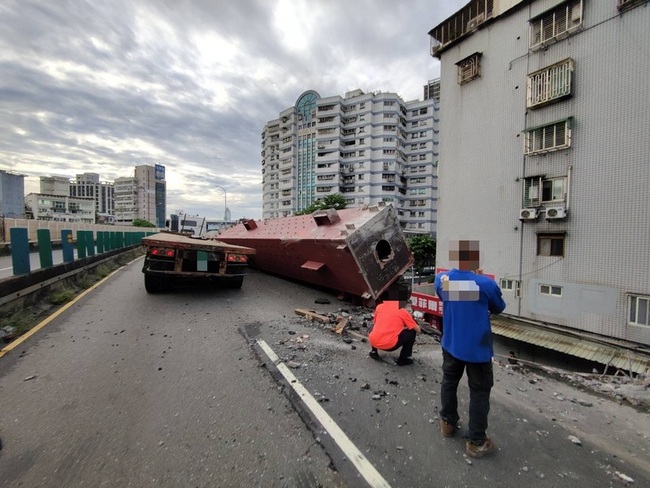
[0,267,125,359]
[257,339,392,488]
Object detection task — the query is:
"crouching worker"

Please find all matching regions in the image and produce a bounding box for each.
[368,282,421,366]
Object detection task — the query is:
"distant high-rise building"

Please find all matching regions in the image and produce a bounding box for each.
[70,172,115,222]
[114,164,166,226]
[261,88,439,235]
[0,170,25,218]
[424,79,440,102]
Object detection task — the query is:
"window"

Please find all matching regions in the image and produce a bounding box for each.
[524,176,567,206]
[537,234,565,256]
[629,295,650,326]
[539,284,563,297]
[542,178,566,202]
[530,0,582,49]
[456,52,481,85]
[524,118,572,155]
[527,59,574,108]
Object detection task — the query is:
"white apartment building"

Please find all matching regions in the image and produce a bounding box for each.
[261,88,439,235]
[114,164,166,226]
[25,193,94,223]
[113,176,139,224]
[429,0,650,347]
[70,172,115,222]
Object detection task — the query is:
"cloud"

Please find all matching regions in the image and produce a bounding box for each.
[0,0,464,219]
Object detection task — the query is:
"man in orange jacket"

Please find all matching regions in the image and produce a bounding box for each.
[369,282,421,366]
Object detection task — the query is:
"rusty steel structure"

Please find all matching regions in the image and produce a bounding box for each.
[218,204,414,301]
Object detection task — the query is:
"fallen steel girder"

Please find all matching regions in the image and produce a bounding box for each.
[217,204,414,300]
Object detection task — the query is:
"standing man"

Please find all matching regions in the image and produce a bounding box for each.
[369,281,421,366]
[434,239,506,458]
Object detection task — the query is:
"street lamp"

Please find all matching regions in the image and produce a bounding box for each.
[215,184,227,222]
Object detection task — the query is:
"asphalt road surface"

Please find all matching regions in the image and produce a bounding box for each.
[0,258,648,487]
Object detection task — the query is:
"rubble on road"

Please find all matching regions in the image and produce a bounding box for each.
[288,301,650,412]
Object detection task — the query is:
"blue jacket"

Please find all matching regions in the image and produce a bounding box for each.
[434,269,506,362]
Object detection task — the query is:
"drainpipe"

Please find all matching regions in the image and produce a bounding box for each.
[566,165,572,212]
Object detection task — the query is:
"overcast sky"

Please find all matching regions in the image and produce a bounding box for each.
[0,0,465,220]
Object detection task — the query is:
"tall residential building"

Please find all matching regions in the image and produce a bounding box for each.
[114,164,166,226]
[0,169,25,218]
[70,172,115,222]
[429,0,650,346]
[261,88,439,235]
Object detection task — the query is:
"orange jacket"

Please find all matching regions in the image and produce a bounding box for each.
[369,301,418,350]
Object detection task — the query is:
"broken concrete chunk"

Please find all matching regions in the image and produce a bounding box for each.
[568,435,582,446]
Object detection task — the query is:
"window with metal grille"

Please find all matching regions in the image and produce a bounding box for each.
[530,0,582,49]
[524,119,572,155]
[456,53,481,85]
[527,59,574,108]
[524,176,567,206]
[629,295,650,326]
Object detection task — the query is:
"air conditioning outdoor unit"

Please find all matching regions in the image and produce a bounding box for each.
[545,207,567,219]
[467,13,486,31]
[519,208,539,221]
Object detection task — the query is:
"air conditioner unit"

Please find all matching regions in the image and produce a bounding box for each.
[545,207,567,219]
[519,208,539,221]
[467,13,486,31]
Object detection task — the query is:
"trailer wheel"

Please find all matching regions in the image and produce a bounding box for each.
[144,273,163,293]
[225,276,244,289]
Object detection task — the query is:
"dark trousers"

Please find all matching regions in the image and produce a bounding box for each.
[373,329,416,360]
[440,349,493,444]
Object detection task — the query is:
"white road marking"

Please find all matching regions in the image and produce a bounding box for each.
[257,339,392,488]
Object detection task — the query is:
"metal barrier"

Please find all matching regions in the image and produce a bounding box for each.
[6,227,154,277]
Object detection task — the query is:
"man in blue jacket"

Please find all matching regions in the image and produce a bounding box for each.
[434,239,506,458]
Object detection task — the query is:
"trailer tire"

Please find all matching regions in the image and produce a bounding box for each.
[144,273,164,293]
[225,276,244,289]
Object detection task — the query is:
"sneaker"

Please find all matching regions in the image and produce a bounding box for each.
[465,438,496,458]
[440,420,457,438]
[395,357,414,366]
[369,350,380,359]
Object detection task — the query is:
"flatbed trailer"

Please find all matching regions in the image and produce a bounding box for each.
[141,232,255,293]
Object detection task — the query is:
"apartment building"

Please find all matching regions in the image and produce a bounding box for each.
[429,0,650,346]
[69,172,115,222]
[261,88,439,235]
[24,192,95,223]
[113,164,166,226]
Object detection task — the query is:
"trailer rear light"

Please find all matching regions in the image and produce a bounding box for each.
[227,254,248,263]
[151,248,174,257]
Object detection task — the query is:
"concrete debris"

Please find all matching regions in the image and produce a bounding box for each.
[287,361,302,369]
[614,471,634,484]
[568,435,582,446]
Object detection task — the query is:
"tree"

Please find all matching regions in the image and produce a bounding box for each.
[132,218,156,228]
[407,234,436,273]
[295,193,347,215]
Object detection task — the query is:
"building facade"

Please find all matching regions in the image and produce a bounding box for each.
[429,0,650,345]
[113,164,166,226]
[25,193,95,223]
[261,88,439,235]
[70,172,115,222]
[0,170,25,218]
